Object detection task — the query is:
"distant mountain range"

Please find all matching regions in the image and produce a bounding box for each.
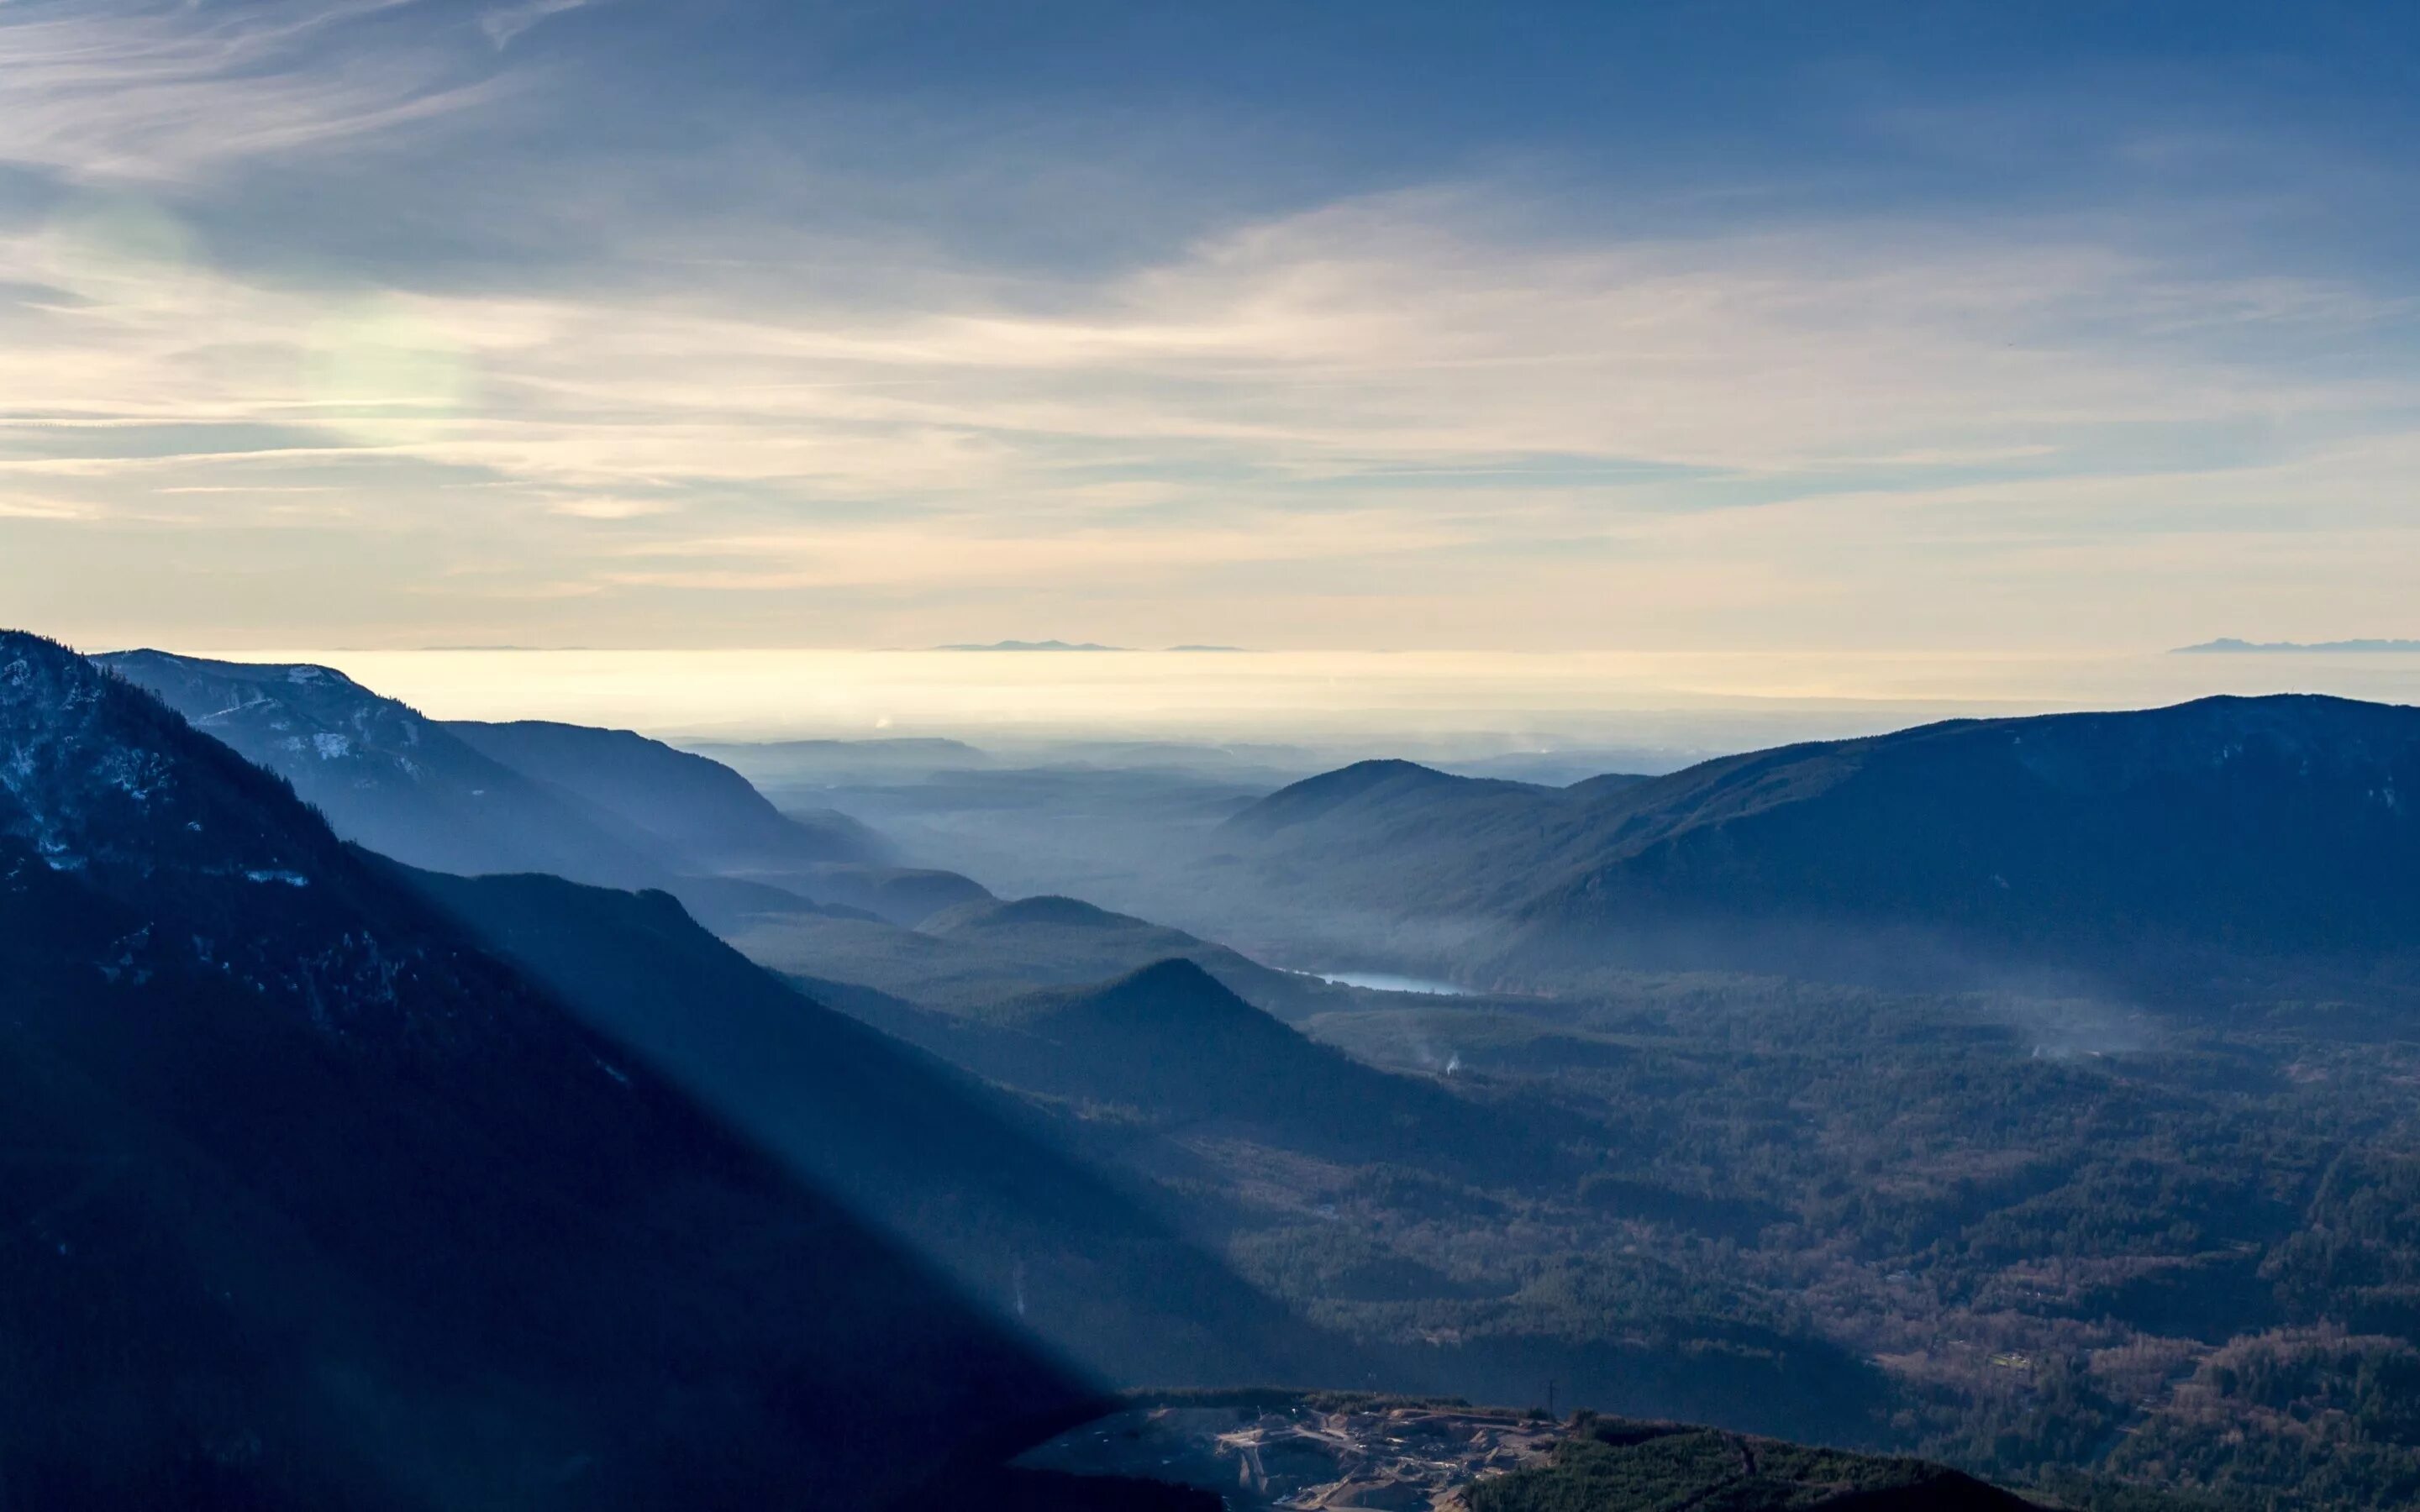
[2175,638,2420,653]
[102,651,991,927]
[102,648,1385,1022]
[1213,696,2420,1000]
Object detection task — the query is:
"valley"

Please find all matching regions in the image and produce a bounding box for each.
[694,711,2420,1508]
[19,633,2419,1508]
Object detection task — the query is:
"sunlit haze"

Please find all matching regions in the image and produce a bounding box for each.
[129,644,2420,750]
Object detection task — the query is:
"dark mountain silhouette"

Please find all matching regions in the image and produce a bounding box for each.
[844,958,1556,1170]
[103,651,991,927]
[2177,638,2420,654]
[1220,696,2420,999]
[0,632,1089,1508]
[1467,1415,2041,1512]
[727,891,1332,1020]
[923,895,1326,1015]
[1227,758,1553,839]
[395,868,1338,1391]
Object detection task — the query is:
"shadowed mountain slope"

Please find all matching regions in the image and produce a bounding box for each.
[0,633,1087,1509]
[396,868,1339,1391]
[1221,696,2420,998]
[445,717,892,868]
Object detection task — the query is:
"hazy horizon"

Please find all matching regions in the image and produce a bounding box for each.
[81,643,2420,751]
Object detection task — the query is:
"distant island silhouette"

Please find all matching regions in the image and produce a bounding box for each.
[931,640,1255,653]
[2175,638,2420,654]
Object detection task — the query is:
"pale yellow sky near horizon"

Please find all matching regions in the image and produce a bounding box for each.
[116,645,2420,749]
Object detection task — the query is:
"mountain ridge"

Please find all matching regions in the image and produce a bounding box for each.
[1217,693,2420,997]
[101,649,994,927]
[447,717,891,869]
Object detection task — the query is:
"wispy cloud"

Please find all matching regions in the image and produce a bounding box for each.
[0,0,495,181]
[481,0,597,50]
[3,0,2418,654]
[252,192,2420,486]
[0,494,89,520]
[593,507,1482,590]
[8,181,2419,639]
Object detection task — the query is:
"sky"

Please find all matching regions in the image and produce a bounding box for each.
[5,0,2420,661]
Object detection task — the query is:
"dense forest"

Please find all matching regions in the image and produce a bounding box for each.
[1142,970,2420,1509]
[1465,1414,2035,1512]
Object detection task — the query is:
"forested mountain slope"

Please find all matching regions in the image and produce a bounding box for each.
[1219,696,2420,997]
